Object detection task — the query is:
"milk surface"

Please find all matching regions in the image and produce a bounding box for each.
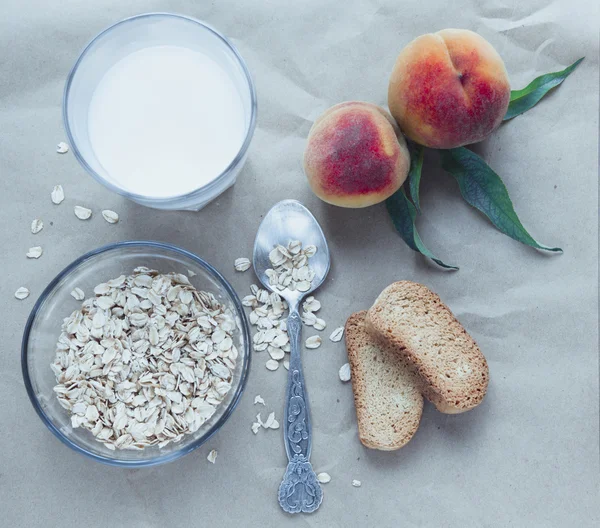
[88,45,246,198]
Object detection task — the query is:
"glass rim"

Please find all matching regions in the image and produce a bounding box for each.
[21,240,252,467]
[62,12,258,204]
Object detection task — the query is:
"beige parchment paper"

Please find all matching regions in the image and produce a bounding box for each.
[0,0,598,526]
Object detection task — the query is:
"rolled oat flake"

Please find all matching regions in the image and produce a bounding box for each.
[101,210,119,224]
[26,246,43,259]
[234,257,251,272]
[338,363,351,382]
[56,141,69,154]
[305,335,322,349]
[31,218,44,234]
[51,185,65,204]
[265,359,279,371]
[14,287,30,300]
[74,206,92,220]
[70,287,85,301]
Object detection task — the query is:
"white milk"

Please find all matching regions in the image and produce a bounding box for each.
[88,45,246,198]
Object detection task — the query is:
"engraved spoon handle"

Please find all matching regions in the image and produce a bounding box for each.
[282,309,310,459]
[277,309,323,514]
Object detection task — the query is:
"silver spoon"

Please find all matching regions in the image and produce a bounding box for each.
[253,199,330,514]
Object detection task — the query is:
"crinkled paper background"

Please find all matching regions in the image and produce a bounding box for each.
[1,1,598,526]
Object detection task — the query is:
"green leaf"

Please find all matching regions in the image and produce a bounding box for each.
[407,142,425,213]
[440,147,562,252]
[504,57,584,121]
[386,188,458,269]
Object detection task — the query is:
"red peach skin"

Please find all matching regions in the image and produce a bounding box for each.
[388,29,511,149]
[303,102,410,208]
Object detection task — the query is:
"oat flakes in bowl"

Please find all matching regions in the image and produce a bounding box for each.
[21,241,251,467]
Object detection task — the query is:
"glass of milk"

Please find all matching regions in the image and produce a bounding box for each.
[63,13,257,211]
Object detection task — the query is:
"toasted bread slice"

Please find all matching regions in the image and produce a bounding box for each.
[345,311,423,450]
[366,281,489,414]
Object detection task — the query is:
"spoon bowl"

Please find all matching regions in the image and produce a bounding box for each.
[253,199,330,305]
[253,199,330,514]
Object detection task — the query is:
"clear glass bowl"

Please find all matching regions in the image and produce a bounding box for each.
[21,241,251,467]
[63,13,257,211]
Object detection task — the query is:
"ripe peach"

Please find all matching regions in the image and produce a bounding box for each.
[388,29,511,149]
[303,102,410,208]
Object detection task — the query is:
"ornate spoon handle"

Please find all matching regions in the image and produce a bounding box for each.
[277,310,323,514]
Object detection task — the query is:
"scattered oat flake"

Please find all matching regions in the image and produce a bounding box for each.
[101,210,119,224]
[74,206,92,220]
[254,395,265,406]
[302,311,317,326]
[283,360,289,370]
[51,185,65,205]
[234,257,251,272]
[339,363,351,382]
[303,297,321,313]
[269,347,285,360]
[266,359,279,371]
[251,422,261,434]
[56,141,69,154]
[14,287,30,300]
[352,480,362,487]
[305,335,322,349]
[70,287,85,301]
[26,246,43,259]
[317,473,331,484]
[313,318,327,331]
[264,412,276,428]
[330,327,344,342]
[187,269,197,277]
[207,449,218,464]
[31,219,44,234]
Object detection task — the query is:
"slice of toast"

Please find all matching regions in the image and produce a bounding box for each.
[345,311,423,450]
[366,281,489,414]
